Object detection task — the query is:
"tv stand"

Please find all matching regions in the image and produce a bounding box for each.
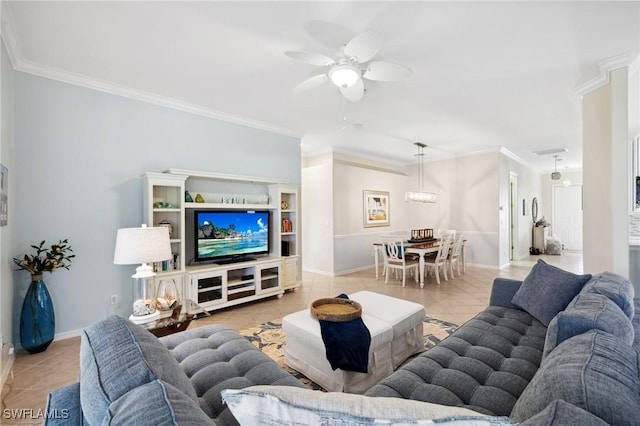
[187,257,283,311]
[143,169,301,315]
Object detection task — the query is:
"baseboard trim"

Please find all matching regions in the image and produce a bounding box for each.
[1,352,15,388]
[340,263,500,277]
[301,267,335,277]
[333,265,375,276]
[12,328,84,354]
[306,262,500,277]
[55,328,83,341]
[458,262,499,270]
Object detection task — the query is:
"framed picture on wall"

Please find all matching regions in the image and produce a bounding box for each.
[363,190,390,228]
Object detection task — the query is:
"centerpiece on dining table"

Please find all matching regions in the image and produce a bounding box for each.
[408,228,435,243]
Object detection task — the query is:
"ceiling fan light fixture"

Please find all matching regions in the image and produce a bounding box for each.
[329,64,360,88]
[286,30,410,102]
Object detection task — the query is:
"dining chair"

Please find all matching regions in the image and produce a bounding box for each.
[434,229,455,239]
[423,235,452,285]
[448,234,464,277]
[378,232,407,279]
[380,238,420,288]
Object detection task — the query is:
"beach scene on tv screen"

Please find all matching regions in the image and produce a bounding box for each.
[197,212,268,259]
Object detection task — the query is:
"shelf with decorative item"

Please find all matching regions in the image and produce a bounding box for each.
[281,217,295,233]
[166,168,287,185]
[185,202,276,210]
[183,191,272,208]
[280,195,296,211]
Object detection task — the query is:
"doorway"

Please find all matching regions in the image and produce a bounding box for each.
[552,184,583,251]
[509,172,518,260]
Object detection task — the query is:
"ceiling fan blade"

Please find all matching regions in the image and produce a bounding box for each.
[294,74,329,92]
[362,61,411,81]
[344,30,383,63]
[285,51,335,67]
[340,79,364,102]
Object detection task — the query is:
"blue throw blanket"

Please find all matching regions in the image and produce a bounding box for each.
[318,294,371,373]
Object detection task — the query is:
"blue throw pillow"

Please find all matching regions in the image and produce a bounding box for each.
[80,315,198,425]
[511,260,592,326]
[511,330,640,425]
[582,272,635,319]
[108,380,215,425]
[543,292,634,360]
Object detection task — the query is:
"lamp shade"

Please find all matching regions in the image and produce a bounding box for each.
[113,226,172,265]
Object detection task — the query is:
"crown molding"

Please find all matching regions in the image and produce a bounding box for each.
[575,53,639,96]
[1,2,21,69]
[332,152,407,175]
[0,3,300,139]
[499,147,532,168]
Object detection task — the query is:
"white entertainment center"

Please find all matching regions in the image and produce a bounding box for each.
[142,169,301,312]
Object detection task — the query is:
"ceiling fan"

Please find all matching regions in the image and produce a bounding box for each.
[285,30,411,102]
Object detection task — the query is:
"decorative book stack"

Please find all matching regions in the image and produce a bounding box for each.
[282,218,293,233]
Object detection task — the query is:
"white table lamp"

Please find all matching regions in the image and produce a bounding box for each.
[114,224,172,324]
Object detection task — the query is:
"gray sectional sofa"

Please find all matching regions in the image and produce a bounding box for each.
[366,261,640,425]
[46,260,640,425]
[46,319,306,425]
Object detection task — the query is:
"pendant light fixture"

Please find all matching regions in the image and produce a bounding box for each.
[405,142,437,203]
[551,155,561,180]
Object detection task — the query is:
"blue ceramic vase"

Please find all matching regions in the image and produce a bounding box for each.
[20,274,55,354]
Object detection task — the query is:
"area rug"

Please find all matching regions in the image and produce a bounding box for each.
[239,316,458,390]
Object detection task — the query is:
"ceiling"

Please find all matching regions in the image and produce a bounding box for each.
[3,1,639,171]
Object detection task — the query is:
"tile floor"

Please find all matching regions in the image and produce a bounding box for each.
[0,253,583,425]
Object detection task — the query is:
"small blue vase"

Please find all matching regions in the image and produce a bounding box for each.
[20,274,55,354]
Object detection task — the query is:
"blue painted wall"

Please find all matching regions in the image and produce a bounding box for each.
[12,72,300,339]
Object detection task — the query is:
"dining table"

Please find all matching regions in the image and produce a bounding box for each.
[373,239,465,287]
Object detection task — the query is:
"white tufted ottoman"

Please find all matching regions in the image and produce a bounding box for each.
[282,291,425,393]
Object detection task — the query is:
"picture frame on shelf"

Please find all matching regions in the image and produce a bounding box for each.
[363,190,390,228]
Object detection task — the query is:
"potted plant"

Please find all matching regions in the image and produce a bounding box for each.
[13,239,75,353]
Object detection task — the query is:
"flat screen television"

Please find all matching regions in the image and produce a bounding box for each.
[194,209,270,264]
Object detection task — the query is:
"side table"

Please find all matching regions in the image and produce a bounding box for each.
[141,299,210,337]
